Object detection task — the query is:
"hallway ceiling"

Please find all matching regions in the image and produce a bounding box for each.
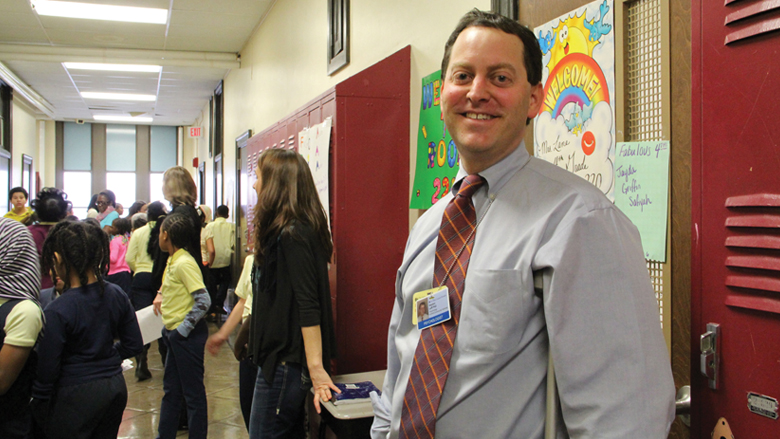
[0,0,275,126]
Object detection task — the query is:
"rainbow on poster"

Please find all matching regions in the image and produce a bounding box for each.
[540,53,610,118]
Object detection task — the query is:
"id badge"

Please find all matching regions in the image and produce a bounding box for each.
[412,286,451,330]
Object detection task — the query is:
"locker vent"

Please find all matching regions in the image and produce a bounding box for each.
[627,0,667,329]
[246,151,259,244]
[724,193,780,315]
[647,261,664,327]
[626,0,662,142]
[724,0,780,45]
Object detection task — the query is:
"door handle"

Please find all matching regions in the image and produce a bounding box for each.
[700,323,720,390]
[675,385,691,427]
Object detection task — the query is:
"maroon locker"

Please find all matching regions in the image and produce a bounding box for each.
[244,46,411,374]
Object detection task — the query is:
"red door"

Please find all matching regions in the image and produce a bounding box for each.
[691,1,780,437]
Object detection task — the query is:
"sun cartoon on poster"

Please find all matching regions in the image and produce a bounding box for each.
[534,0,615,200]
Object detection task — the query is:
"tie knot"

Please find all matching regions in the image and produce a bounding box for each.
[456,174,485,199]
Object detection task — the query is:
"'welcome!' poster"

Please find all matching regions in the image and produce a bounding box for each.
[534,0,616,200]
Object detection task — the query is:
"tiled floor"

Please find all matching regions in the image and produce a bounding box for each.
[118,322,249,438]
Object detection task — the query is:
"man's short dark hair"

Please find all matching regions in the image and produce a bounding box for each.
[441,9,542,86]
[9,187,28,201]
[216,205,229,218]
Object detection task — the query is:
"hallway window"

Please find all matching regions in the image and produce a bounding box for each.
[63,122,92,217]
[63,171,92,217]
[106,124,137,208]
[106,172,136,210]
[150,172,166,206]
[150,126,177,207]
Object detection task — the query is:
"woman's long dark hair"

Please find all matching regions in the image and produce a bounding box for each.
[146,201,168,258]
[42,220,109,295]
[252,149,332,264]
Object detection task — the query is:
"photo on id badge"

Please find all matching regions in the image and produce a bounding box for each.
[413,287,451,330]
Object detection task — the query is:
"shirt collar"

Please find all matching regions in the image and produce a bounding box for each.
[170,248,188,262]
[452,142,531,197]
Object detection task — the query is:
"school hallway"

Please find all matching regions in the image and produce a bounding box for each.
[118,322,249,439]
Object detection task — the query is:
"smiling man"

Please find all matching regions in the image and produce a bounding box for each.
[371,9,675,439]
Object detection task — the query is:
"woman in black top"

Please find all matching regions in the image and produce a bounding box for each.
[245,148,338,437]
[151,166,207,292]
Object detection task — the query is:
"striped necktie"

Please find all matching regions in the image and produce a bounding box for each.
[399,174,486,439]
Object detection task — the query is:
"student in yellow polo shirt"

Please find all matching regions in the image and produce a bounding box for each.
[152,213,211,439]
[205,205,234,316]
[3,187,34,226]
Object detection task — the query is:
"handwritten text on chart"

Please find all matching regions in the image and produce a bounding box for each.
[614,141,670,262]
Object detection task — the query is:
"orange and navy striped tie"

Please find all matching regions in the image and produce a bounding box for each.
[399,174,485,439]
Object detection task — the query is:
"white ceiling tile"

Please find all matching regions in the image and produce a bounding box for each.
[164,36,245,53]
[37,15,167,34]
[0,0,36,14]
[0,11,43,28]
[168,10,261,30]
[0,0,270,125]
[0,26,51,44]
[53,0,170,8]
[173,0,274,15]
[46,30,166,49]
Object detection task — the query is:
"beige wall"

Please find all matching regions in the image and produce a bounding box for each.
[190,0,490,228]
[41,120,56,188]
[10,99,39,190]
[190,102,212,206]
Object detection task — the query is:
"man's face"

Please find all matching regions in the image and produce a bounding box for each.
[441,26,543,173]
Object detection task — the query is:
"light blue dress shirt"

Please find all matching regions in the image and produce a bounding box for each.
[371,143,675,438]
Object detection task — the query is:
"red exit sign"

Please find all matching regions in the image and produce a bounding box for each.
[189,127,202,138]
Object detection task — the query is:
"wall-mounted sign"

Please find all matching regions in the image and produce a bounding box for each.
[534,0,616,200]
[189,127,202,138]
[748,392,778,420]
[613,141,670,262]
[410,70,460,209]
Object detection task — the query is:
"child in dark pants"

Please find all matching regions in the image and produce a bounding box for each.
[152,213,211,439]
[31,220,143,439]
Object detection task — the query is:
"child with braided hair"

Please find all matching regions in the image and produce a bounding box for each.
[152,213,211,439]
[31,220,143,439]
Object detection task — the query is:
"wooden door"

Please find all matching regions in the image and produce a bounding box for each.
[691,1,780,437]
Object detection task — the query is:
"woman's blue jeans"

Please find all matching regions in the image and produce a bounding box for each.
[248,362,311,438]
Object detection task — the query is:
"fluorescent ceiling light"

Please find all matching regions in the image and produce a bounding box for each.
[64,62,162,73]
[94,115,153,123]
[81,92,156,101]
[32,0,167,24]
